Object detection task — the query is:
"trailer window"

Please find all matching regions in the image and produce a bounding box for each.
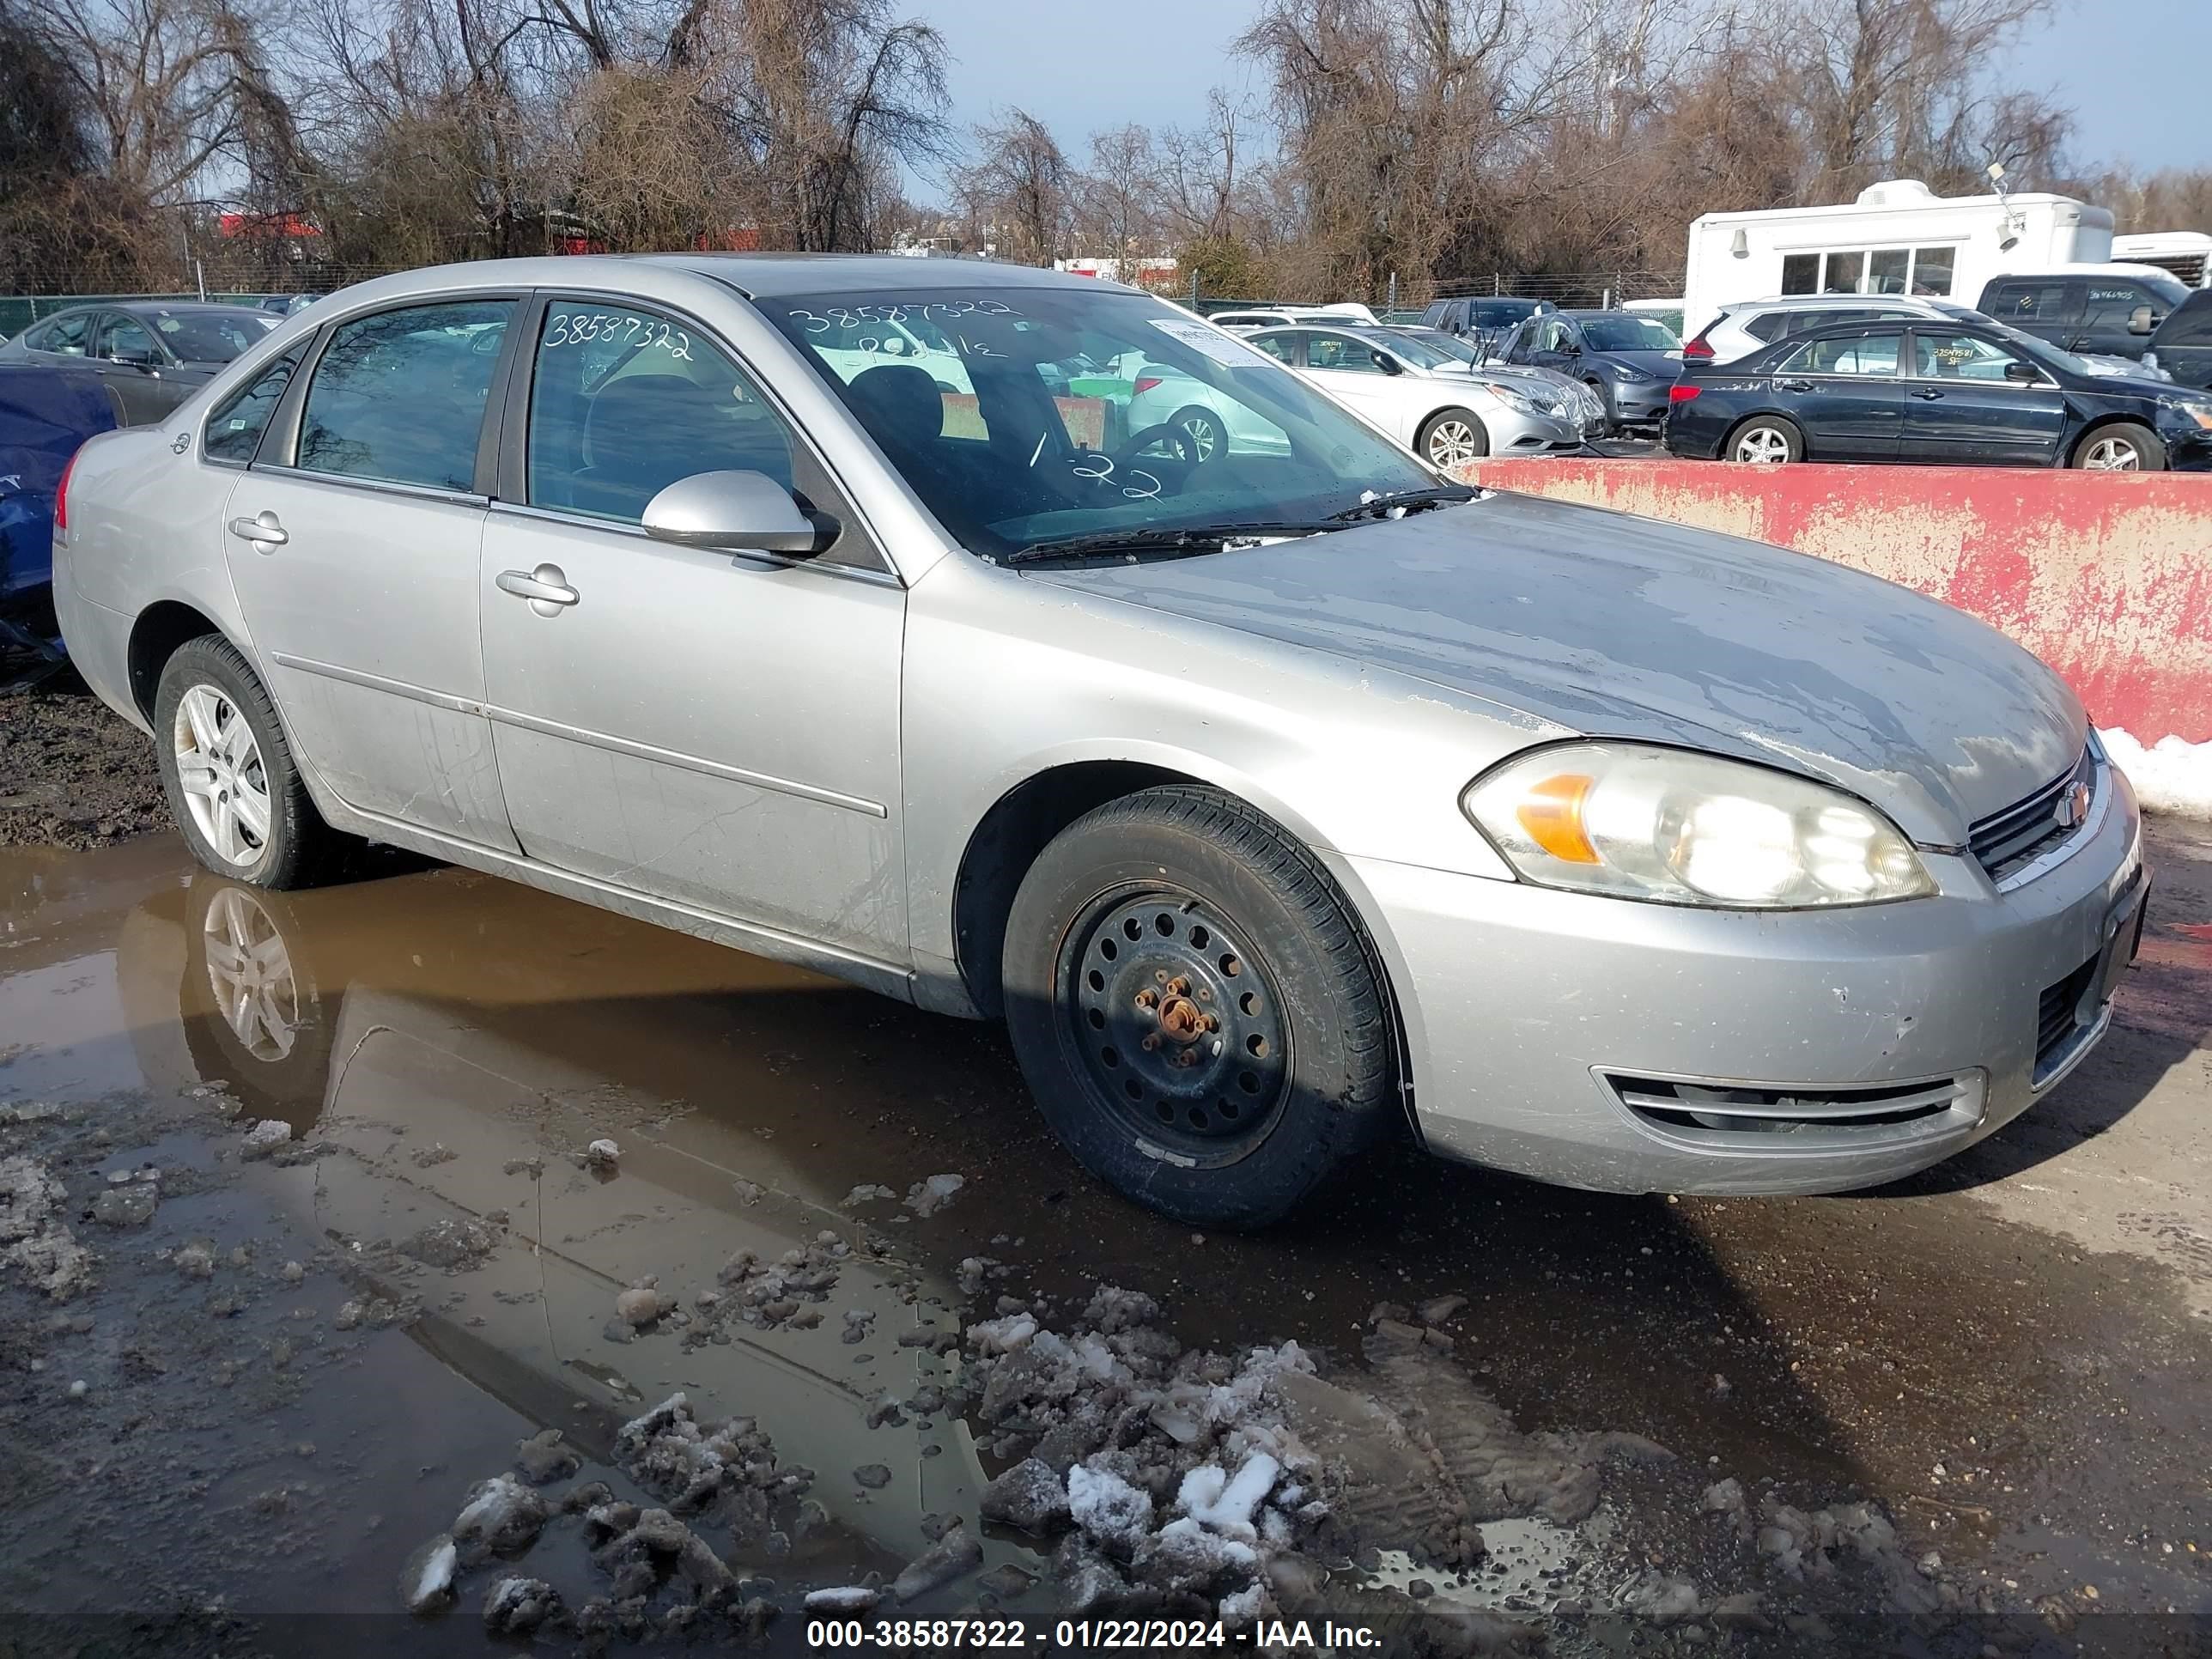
[1908,249,1955,295]
[1781,254,1819,295]
[1822,252,1864,293]
[1867,249,1910,294]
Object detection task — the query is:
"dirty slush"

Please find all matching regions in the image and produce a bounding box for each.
[3,691,2209,1656]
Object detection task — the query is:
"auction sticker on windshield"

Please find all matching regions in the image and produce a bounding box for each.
[1149,318,1274,368]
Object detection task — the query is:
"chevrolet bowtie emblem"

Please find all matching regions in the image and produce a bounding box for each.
[2054,780,2091,830]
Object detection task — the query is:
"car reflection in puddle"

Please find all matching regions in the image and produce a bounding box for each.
[112,860,1036,1613]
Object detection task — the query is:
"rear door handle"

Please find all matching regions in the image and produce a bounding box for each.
[1912,388,1946,401]
[228,512,287,548]
[496,564,579,615]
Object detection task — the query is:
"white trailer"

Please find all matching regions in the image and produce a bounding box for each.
[2111,232,2212,289]
[1682,179,2115,337]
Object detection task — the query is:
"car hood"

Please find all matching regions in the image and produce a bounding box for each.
[1030,493,2083,843]
[1598,349,1682,379]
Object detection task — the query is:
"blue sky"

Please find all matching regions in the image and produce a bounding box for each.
[920,0,2210,190]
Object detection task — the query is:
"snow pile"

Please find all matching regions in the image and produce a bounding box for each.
[2101,727,2212,818]
[903,1173,966,1217]
[0,1156,94,1300]
[691,1237,845,1339]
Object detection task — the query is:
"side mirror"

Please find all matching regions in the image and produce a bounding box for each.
[1560,338,1581,356]
[641,470,828,556]
[2128,304,2156,335]
[1376,354,1403,375]
[2003,360,2043,385]
[112,343,160,368]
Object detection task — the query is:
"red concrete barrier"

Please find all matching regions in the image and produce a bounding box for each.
[1457,459,2212,745]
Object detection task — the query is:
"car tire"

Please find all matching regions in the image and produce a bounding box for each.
[1167,404,1227,465]
[1417,408,1489,470]
[1002,785,1397,1230]
[1583,378,1616,431]
[154,635,351,890]
[1727,416,1802,464]
[2069,422,2165,471]
[179,878,334,1129]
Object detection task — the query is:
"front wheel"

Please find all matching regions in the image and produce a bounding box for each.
[1418,408,1489,470]
[1728,416,1802,464]
[2070,422,2164,471]
[154,635,352,889]
[1002,787,1396,1229]
[1166,404,1227,465]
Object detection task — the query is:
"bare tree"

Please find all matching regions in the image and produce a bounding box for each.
[958,108,1072,265]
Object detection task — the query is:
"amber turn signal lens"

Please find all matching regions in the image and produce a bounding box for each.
[1514,775,1600,863]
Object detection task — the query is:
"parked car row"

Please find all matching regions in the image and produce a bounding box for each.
[0,301,282,422]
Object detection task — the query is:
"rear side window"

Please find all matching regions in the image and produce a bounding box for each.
[1249,332,1297,362]
[1984,281,2073,324]
[29,313,94,355]
[1783,332,1901,375]
[526,302,794,523]
[204,348,305,464]
[2080,283,2160,334]
[1743,313,1789,343]
[296,301,514,491]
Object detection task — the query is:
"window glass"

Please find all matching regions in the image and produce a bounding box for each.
[2080,283,2160,334]
[761,286,1431,563]
[1866,249,1911,294]
[1744,312,1789,343]
[1579,316,1680,350]
[1305,333,1389,372]
[1985,281,2070,323]
[33,313,94,356]
[1780,254,1819,295]
[144,309,269,362]
[106,317,159,362]
[296,301,513,490]
[1783,332,1901,375]
[204,349,303,463]
[1909,249,1954,295]
[1912,332,2033,381]
[1822,251,1864,294]
[526,302,794,522]
[1248,332,1296,362]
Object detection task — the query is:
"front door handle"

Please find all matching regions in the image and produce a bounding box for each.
[1775,378,1814,392]
[496,563,579,617]
[228,512,287,548]
[1912,388,1946,401]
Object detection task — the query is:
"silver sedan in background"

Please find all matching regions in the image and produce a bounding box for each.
[54,257,2144,1228]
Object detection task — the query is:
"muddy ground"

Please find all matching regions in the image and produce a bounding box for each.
[2,689,2210,1657]
[0,681,167,850]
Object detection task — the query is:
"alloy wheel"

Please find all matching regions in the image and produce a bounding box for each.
[173,684,271,866]
[2081,435,2142,471]
[1177,412,1222,463]
[1733,426,1793,464]
[1425,419,1482,467]
[1063,889,1291,1163]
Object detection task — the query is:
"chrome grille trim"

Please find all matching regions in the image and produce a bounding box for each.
[1970,745,2099,889]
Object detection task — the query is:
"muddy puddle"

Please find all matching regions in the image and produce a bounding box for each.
[3,836,2209,1655]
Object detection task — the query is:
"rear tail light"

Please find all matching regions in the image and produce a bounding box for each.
[54,447,81,532]
[1668,384,1702,403]
[1133,376,1164,394]
[1681,332,1716,361]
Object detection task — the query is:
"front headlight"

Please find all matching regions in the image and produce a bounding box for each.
[1478,380,1540,415]
[1461,742,1935,908]
[1607,362,1651,383]
[2159,396,2212,429]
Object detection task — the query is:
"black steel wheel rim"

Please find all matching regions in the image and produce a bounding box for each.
[1058,885,1292,1165]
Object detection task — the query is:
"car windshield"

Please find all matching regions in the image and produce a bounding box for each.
[145,310,271,362]
[1395,328,1480,363]
[763,288,1437,559]
[1354,328,1460,370]
[1471,301,1539,328]
[1577,316,1681,351]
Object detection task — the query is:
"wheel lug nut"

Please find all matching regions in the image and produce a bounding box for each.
[1134,989,1158,1010]
[1140,1034,1160,1052]
[1154,969,1170,985]
[1166,976,1190,996]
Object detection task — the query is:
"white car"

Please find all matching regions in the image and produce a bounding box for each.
[1246,323,1585,465]
[1207,307,1364,331]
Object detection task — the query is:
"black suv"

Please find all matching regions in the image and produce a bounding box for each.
[1974,270,2191,363]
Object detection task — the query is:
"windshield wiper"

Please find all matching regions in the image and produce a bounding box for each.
[1327,484,1480,523]
[1001,522,1337,566]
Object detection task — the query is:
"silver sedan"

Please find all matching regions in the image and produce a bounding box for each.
[54,257,2145,1227]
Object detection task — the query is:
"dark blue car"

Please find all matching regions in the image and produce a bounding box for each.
[1663,315,2212,471]
[1,366,123,660]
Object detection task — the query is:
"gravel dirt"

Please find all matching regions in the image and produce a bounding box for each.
[0,681,166,850]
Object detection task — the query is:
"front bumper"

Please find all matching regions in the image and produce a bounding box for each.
[1347,760,2144,1195]
[1490,407,1587,453]
[1606,380,1671,426]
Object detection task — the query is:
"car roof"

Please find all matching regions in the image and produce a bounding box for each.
[1984,263,2183,283]
[1726,294,1944,312]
